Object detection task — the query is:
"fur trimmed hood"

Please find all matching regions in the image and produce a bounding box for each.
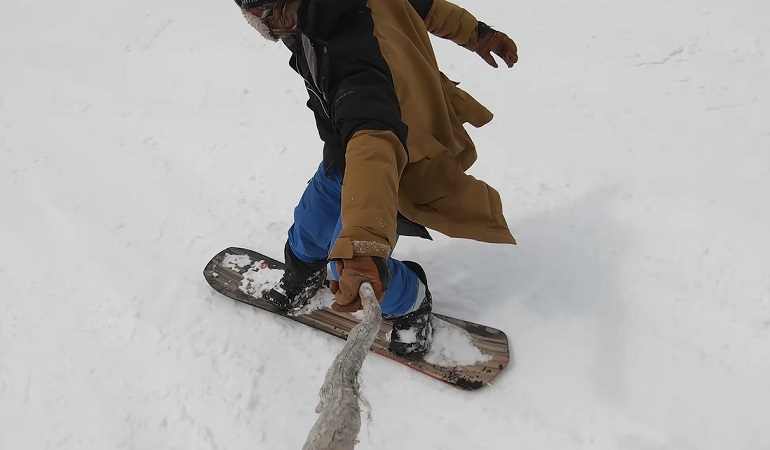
[242,9,278,42]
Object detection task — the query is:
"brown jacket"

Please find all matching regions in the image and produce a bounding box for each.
[294,0,516,259]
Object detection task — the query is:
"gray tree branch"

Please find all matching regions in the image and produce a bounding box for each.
[303,282,382,450]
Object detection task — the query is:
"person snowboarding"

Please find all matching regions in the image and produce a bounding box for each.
[233,0,518,357]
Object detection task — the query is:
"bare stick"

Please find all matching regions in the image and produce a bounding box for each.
[303,282,382,450]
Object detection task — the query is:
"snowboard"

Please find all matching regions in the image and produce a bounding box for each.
[203,247,510,390]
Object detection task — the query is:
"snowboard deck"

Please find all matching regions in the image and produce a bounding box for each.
[203,247,510,390]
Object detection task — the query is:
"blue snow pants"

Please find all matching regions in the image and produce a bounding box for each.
[287,163,419,317]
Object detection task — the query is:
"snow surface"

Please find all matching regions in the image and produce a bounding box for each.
[222,253,253,271]
[236,259,284,298]
[423,319,492,368]
[1,0,769,449]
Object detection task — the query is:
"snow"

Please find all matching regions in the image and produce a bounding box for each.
[423,319,492,368]
[294,288,335,317]
[393,327,418,344]
[222,253,253,270]
[1,0,769,449]
[237,260,284,297]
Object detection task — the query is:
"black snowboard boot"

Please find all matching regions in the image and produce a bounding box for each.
[389,261,433,358]
[267,242,327,310]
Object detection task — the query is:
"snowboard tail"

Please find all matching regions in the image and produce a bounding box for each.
[203,247,510,390]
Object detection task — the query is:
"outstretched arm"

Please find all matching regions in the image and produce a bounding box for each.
[415,0,519,68]
[421,0,478,47]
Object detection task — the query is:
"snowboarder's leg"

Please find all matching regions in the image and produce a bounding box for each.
[288,163,343,262]
[269,163,342,310]
[382,260,433,358]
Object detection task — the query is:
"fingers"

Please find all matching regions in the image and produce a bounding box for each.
[480,51,498,68]
[499,36,518,67]
[329,256,387,312]
[331,280,363,312]
[331,266,367,312]
[478,32,518,69]
[335,273,364,300]
[499,49,517,68]
[493,40,517,68]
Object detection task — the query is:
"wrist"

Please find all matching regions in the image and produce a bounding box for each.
[477,21,495,40]
[329,237,391,260]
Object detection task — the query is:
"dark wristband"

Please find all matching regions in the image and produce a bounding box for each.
[477,21,494,39]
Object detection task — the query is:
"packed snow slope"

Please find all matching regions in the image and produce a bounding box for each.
[1,0,769,448]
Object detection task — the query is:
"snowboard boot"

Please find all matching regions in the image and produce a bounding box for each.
[267,242,327,310]
[389,261,433,358]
